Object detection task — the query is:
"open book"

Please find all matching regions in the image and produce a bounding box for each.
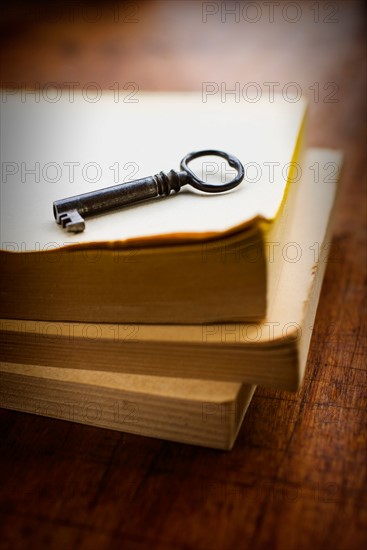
[1,92,306,323]
[1,149,342,391]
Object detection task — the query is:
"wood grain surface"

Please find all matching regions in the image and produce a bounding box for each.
[0,2,366,549]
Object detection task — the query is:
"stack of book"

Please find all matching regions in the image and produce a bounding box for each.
[0,92,342,449]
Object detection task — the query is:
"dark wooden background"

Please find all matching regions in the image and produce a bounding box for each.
[0,2,366,548]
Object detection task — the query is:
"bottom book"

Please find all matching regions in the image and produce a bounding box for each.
[0,362,255,450]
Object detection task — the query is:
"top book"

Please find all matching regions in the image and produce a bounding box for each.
[0,92,306,323]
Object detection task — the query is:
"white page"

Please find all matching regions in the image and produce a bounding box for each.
[1,92,306,251]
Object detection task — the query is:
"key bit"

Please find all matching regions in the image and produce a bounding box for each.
[53,150,244,233]
[57,209,85,233]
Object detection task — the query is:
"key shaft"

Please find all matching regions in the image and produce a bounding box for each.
[54,169,189,232]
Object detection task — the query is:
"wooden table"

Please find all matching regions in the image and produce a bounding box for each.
[0,2,365,548]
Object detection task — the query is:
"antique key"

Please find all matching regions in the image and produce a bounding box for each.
[53,150,244,233]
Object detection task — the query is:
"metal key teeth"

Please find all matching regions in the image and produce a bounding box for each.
[58,209,85,233]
